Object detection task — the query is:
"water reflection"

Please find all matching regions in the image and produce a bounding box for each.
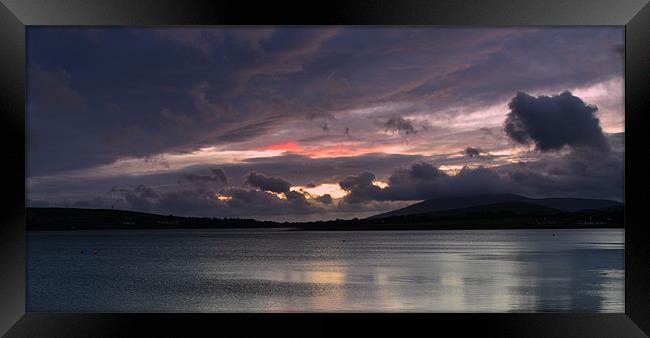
[267,270,347,284]
[27,229,623,312]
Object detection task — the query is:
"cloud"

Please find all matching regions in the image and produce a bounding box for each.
[388,161,444,185]
[504,91,610,152]
[36,141,624,220]
[244,172,291,194]
[230,153,422,186]
[375,149,623,203]
[106,179,324,219]
[385,162,507,201]
[497,148,624,200]
[182,168,228,186]
[335,165,502,206]
[340,162,510,203]
[382,116,417,135]
[339,171,375,190]
[285,190,310,204]
[299,148,622,208]
[225,187,322,217]
[339,171,383,204]
[449,166,508,195]
[315,194,333,204]
[465,147,481,158]
[112,184,160,211]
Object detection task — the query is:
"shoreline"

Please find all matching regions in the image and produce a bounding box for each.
[27,206,624,232]
[27,224,623,232]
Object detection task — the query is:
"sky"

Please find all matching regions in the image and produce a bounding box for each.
[26,26,625,221]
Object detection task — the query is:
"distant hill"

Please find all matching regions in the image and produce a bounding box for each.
[414,201,562,218]
[26,207,281,231]
[369,194,623,219]
[27,197,624,231]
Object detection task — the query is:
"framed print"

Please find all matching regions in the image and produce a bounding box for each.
[1,0,649,336]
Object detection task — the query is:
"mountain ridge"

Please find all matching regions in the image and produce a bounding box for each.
[368,193,623,219]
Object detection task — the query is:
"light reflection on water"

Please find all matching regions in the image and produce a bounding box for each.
[27,228,623,312]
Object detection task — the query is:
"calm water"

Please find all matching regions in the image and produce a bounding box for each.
[27,228,624,312]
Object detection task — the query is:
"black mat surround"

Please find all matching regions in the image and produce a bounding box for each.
[1,0,648,336]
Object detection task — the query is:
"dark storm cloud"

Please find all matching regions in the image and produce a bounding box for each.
[382,117,417,135]
[106,177,324,219]
[285,190,311,205]
[388,161,444,185]
[386,163,507,201]
[448,166,509,195]
[244,172,291,193]
[464,147,481,158]
[156,188,223,215]
[337,163,502,205]
[112,184,160,211]
[497,147,624,201]
[338,162,509,203]
[315,194,333,204]
[222,188,296,215]
[182,168,228,185]
[504,91,609,152]
[336,145,624,204]
[339,172,383,204]
[339,171,375,190]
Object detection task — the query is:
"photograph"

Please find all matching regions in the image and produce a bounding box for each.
[25,26,626,313]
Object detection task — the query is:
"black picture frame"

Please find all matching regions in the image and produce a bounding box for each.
[1,0,648,336]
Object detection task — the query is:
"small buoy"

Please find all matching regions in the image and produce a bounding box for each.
[92,249,97,256]
[80,250,84,255]
[552,233,555,237]
[342,240,346,242]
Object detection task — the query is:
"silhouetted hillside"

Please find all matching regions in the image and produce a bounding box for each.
[26,208,281,231]
[27,199,623,231]
[369,194,622,219]
[412,201,561,218]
